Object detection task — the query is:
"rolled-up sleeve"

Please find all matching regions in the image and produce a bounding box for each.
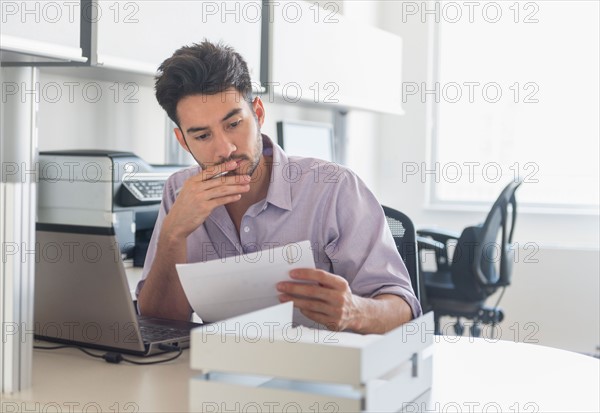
[323,172,422,319]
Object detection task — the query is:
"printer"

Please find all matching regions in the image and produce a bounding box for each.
[38,150,186,266]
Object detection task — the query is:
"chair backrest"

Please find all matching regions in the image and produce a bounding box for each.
[451,180,522,301]
[382,205,424,306]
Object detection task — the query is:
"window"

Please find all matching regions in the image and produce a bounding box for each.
[429,1,599,212]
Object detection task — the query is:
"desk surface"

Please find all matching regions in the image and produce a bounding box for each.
[430,337,599,412]
[4,338,599,412]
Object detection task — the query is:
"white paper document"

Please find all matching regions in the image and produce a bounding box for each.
[176,240,315,322]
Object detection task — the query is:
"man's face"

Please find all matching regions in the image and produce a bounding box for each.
[174,89,265,176]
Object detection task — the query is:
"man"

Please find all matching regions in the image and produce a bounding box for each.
[137,41,421,333]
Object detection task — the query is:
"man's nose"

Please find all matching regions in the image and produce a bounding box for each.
[212,131,237,160]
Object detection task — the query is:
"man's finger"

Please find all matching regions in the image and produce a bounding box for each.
[279,294,331,316]
[277,281,335,302]
[204,182,251,200]
[203,161,238,181]
[187,160,236,183]
[289,269,347,290]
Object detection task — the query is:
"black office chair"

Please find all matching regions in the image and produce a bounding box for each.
[417,180,522,337]
[382,205,429,311]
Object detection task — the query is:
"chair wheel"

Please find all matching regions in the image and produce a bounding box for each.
[497,309,504,323]
[480,307,505,324]
[453,320,464,336]
[470,323,482,337]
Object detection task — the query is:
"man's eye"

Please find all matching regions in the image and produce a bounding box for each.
[194,133,209,141]
[229,120,242,128]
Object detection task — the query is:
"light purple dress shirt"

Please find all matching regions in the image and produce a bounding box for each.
[137,135,422,320]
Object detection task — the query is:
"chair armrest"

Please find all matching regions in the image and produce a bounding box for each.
[417,228,461,244]
[416,236,445,252]
[416,232,455,272]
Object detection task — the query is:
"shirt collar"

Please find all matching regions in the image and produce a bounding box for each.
[262,134,293,212]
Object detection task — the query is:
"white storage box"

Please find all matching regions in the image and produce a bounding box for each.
[188,303,434,412]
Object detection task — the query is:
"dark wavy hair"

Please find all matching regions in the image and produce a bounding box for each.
[155,40,253,125]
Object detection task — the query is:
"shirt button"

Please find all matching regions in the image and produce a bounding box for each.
[243,226,250,233]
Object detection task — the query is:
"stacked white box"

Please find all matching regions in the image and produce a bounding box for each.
[188,303,434,412]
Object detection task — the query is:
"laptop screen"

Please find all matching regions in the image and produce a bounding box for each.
[34,225,146,353]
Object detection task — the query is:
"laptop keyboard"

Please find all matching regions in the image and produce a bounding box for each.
[139,324,190,343]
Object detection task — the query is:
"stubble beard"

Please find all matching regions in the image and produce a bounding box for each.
[200,126,263,177]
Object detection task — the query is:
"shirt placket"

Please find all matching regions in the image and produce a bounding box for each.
[239,201,269,254]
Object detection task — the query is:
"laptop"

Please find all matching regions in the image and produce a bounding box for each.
[34,224,202,356]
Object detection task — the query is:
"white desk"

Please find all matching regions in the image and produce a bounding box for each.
[428,337,599,412]
[3,338,598,412]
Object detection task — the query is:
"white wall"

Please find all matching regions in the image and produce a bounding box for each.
[37,67,167,164]
[330,0,381,189]
[36,67,338,164]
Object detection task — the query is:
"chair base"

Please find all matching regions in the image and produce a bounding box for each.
[430,298,504,337]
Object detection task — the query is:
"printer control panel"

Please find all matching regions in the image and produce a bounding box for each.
[119,173,173,206]
[121,179,165,204]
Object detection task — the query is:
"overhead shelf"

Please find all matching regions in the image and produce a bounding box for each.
[95,1,263,84]
[0,0,86,64]
[0,35,87,64]
[1,1,402,115]
[268,1,404,115]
